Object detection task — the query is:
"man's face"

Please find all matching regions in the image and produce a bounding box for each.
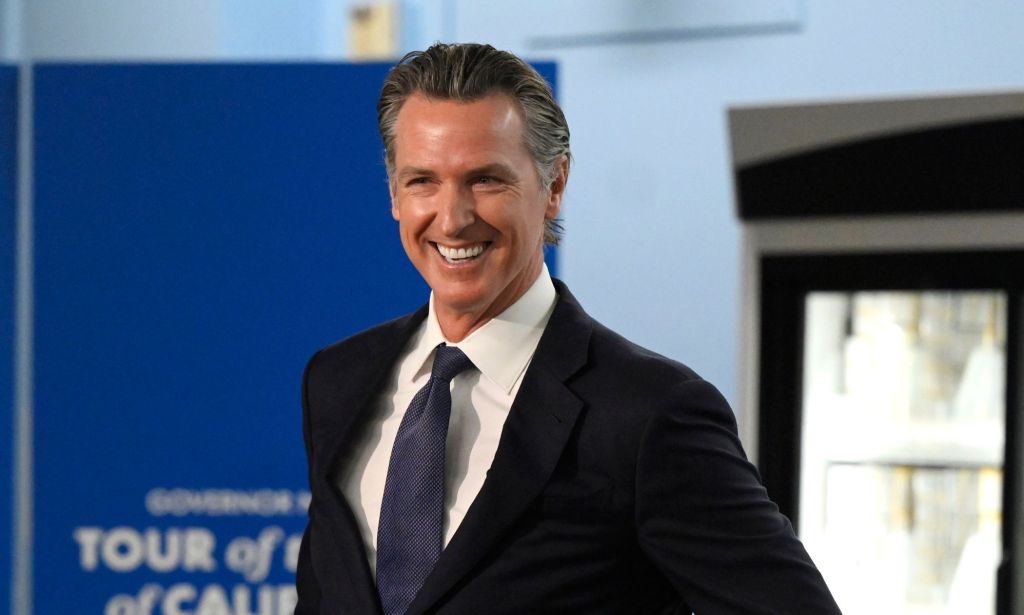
[390,92,565,333]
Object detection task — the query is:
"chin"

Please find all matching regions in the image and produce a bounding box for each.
[433,288,490,313]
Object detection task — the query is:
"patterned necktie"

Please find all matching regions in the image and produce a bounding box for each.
[376,344,473,615]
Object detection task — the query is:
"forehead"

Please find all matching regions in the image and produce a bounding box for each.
[392,92,530,164]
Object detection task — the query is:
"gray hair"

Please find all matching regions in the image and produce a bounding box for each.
[377,42,570,244]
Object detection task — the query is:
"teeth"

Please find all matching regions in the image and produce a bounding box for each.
[437,243,485,262]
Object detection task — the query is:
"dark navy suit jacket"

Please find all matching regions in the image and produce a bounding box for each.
[295,280,842,614]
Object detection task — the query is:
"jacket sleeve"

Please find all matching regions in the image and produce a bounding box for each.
[635,378,842,614]
[295,522,322,614]
[295,351,323,615]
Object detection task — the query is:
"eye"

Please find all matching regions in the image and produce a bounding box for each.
[474,175,499,185]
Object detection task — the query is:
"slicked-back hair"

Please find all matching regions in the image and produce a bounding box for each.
[378,42,570,244]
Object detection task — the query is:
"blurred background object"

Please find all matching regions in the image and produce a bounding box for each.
[733,91,1024,614]
[349,2,399,59]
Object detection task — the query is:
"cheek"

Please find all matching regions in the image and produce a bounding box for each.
[395,215,424,256]
[395,200,429,237]
[480,197,536,232]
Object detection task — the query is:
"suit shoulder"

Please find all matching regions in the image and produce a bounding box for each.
[586,317,703,387]
[304,308,425,379]
[573,316,738,430]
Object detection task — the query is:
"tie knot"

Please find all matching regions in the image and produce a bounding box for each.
[431,344,472,383]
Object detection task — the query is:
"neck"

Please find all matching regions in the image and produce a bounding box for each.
[435,310,490,343]
[434,259,544,342]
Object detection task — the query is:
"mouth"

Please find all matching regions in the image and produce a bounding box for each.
[434,242,490,264]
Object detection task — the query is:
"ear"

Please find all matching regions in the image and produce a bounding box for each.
[544,155,569,220]
[389,181,400,221]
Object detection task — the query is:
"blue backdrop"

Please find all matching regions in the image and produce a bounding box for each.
[1,64,17,615]
[30,61,557,614]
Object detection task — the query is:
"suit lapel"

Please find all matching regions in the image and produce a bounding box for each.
[406,281,593,615]
[309,307,428,615]
[314,307,428,484]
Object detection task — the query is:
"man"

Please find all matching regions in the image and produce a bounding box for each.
[296,43,841,615]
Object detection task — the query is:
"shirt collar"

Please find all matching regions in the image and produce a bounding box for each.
[412,263,557,394]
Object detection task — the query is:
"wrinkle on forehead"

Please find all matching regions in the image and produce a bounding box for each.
[396,97,522,145]
[392,93,533,173]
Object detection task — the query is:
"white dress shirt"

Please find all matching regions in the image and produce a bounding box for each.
[335,264,557,574]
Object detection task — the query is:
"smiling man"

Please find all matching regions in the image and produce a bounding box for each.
[295,43,841,615]
[389,91,565,342]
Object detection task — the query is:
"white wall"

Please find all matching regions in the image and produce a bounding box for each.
[450,0,1024,409]
[0,0,22,59]
[9,0,1024,412]
[18,0,348,60]
[23,0,222,60]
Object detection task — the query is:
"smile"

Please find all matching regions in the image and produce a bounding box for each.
[436,242,488,263]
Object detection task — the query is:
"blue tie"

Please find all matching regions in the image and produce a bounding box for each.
[376,344,473,615]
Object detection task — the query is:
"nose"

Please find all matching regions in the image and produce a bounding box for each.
[436,185,476,237]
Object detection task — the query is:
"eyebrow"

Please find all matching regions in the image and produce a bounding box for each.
[467,163,517,178]
[395,162,519,182]
[395,167,437,182]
